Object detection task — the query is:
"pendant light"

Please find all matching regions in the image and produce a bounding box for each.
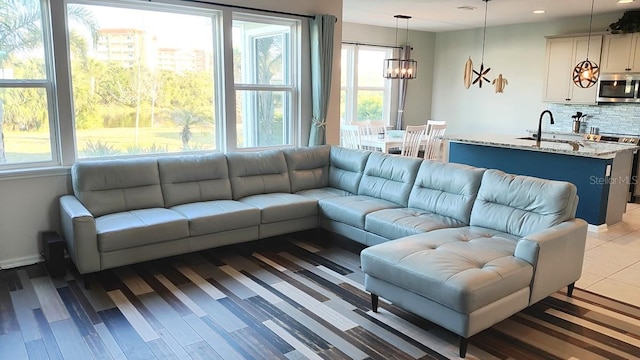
[472,0,491,88]
[573,0,599,88]
[383,15,418,79]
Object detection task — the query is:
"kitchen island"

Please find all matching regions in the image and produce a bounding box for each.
[448,134,638,230]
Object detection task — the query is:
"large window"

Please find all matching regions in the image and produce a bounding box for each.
[67,2,219,158]
[340,45,392,125]
[233,16,297,149]
[0,0,57,168]
[0,0,303,171]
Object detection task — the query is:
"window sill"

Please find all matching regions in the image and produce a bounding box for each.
[0,166,71,181]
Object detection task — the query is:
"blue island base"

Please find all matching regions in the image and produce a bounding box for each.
[449,142,618,226]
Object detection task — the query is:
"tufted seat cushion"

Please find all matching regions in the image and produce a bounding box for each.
[360,227,534,314]
[97,208,189,252]
[239,193,318,224]
[365,208,466,239]
[319,195,401,228]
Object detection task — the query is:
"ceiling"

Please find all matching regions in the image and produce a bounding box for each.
[342,0,640,32]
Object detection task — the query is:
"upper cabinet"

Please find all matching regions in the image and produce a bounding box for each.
[600,33,640,73]
[543,35,602,104]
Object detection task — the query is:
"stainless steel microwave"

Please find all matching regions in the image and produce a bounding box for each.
[597,74,640,103]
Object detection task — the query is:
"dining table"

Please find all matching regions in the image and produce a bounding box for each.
[361,131,429,153]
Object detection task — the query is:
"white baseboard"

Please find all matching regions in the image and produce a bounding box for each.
[588,223,608,233]
[0,254,43,270]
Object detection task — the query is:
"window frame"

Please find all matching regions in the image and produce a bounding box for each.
[231,14,300,151]
[0,0,61,171]
[340,44,393,126]
[0,0,305,175]
[65,0,224,160]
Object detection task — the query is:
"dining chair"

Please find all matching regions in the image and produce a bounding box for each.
[340,124,362,149]
[362,121,387,136]
[423,123,447,161]
[360,121,387,151]
[400,125,427,157]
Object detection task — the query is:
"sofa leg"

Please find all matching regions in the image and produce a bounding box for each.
[459,336,468,358]
[83,274,92,290]
[371,294,379,312]
[567,282,575,297]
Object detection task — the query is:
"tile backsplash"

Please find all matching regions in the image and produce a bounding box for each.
[546,103,640,135]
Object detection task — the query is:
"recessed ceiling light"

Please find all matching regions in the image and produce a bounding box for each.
[533,10,546,14]
[457,6,477,10]
[618,0,634,4]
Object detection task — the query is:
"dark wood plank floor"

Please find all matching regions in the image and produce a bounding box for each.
[1,231,640,359]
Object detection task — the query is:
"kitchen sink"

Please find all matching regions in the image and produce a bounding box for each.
[515,136,583,150]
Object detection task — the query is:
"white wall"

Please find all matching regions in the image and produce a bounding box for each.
[0,173,70,268]
[342,22,437,128]
[431,12,624,136]
[0,0,343,268]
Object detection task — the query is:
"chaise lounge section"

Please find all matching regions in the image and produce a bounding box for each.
[360,169,586,356]
[59,145,587,357]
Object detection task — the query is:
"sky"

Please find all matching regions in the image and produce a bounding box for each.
[70,4,215,50]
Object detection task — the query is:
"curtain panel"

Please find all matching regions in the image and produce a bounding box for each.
[308,14,336,146]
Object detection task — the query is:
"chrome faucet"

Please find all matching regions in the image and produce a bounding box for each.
[536,110,555,147]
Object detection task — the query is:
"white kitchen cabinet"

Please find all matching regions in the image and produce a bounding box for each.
[600,33,640,73]
[543,35,602,104]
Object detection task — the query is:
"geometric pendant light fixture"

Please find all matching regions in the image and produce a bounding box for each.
[573,0,599,88]
[383,15,418,79]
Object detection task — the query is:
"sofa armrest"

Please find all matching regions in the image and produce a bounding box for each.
[514,218,588,304]
[59,195,100,274]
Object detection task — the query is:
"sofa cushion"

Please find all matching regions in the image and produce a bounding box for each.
[72,158,164,217]
[239,193,318,223]
[319,195,400,229]
[358,152,421,207]
[365,208,466,240]
[470,169,578,238]
[361,227,533,314]
[97,208,189,252]
[328,146,370,194]
[283,146,331,193]
[227,150,291,200]
[170,200,260,236]
[296,187,352,200]
[409,161,485,224]
[158,153,232,207]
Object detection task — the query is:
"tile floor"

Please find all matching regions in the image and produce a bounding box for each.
[578,202,640,307]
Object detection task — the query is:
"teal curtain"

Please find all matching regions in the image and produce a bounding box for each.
[308,14,336,146]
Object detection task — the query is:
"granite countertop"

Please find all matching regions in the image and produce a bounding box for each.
[446,134,638,159]
[525,129,585,137]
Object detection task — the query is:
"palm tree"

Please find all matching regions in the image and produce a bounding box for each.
[0,0,97,162]
[170,108,208,150]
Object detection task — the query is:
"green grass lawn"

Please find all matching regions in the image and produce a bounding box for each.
[2,125,217,163]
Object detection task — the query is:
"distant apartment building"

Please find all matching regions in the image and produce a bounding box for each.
[95,28,156,69]
[96,28,211,73]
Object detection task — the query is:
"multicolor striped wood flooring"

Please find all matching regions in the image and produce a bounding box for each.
[1,231,640,359]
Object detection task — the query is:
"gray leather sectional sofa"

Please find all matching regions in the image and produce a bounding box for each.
[59,145,587,357]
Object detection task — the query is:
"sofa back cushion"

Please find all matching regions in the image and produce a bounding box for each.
[72,158,164,217]
[282,146,330,193]
[329,146,371,194]
[158,153,232,207]
[227,150,290,199]
[408,161,485,224]
[470,169,578,238]
[358,152,422,206]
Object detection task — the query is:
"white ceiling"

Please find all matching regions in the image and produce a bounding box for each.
[342,0,640,32]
